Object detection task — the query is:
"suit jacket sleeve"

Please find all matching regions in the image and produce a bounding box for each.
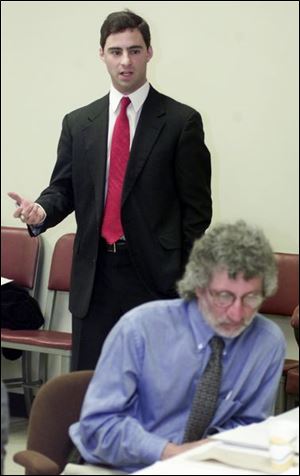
[175,109,212,263]
[34,114,75,231]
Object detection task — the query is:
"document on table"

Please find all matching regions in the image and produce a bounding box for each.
[133,440,299,475]
[186,441,297,474]
[211,409,299,454]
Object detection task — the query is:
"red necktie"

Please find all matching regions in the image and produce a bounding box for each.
[101,96,131,244]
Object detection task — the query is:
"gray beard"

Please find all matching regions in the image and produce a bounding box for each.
[200,300,254,338]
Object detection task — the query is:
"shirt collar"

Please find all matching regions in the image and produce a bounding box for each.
[109,82,150,113]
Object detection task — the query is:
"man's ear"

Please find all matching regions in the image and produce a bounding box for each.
[99,48,105,62]
[146,46,153,62]
[195,287,204,299]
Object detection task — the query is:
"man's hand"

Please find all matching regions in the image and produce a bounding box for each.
[161,438,210,460]
[8,192,45,225]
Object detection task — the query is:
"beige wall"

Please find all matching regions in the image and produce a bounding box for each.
[1,1,299,376]
[2,0,299,248]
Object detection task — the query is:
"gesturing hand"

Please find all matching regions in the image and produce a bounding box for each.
[8,192,46,225]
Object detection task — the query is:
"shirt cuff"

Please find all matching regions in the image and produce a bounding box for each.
[29,204,46,235]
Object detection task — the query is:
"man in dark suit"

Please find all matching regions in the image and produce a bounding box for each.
[8,10,212,370]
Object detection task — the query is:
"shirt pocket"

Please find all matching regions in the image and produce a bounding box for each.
[206,396,243,435]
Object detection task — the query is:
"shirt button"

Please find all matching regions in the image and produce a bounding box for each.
[197,343,203,351]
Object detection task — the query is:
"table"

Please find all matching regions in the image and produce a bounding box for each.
[133,408,299,475]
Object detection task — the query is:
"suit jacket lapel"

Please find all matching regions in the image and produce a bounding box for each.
[122,88,166,204]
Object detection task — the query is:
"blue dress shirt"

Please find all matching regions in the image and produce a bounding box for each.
[69,298,286,473]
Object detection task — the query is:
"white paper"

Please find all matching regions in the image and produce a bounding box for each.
[211,409,299,453]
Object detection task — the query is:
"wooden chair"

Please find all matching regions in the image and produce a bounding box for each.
[260,252,299,414]
[286,305,299,410]
[286,365,299,410]
[1,233,75,414]
[13,371,93,475]
[1,226,42,412]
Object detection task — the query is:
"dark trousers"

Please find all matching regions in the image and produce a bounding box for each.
[71,241,157,371]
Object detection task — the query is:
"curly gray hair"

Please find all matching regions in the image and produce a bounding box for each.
[177,220,278,300]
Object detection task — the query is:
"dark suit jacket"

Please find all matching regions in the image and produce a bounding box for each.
[35,86,212,317]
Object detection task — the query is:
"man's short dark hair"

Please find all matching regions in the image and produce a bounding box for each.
[100,10,151,49]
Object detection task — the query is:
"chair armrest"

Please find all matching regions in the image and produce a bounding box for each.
[13,450,60,475]
[290,305,299,346]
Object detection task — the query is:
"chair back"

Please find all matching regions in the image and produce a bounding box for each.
[26,371,93,473]
[1,226,41,295]
[48,233,75,292]
[43,233,75,331]
[260,252,299,316]
[1,233,75,415]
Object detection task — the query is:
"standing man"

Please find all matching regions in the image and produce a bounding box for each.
[8,10,212,370]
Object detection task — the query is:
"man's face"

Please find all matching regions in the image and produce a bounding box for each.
[100,28,153,94]
[196,270,264,338]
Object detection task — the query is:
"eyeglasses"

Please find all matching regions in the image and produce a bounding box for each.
[208,289,264,309]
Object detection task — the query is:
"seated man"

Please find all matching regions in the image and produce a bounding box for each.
[70,220,286,474]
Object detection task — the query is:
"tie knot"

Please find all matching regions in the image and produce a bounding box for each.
[210,336,224,353]
[120,96,131,110]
